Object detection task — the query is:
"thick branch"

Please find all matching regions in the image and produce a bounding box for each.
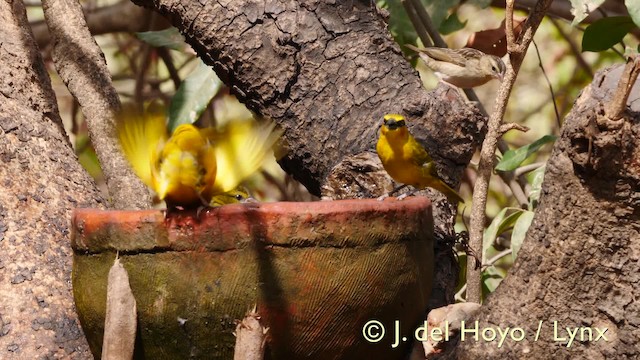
[31,1,168,49]
[0,0,102,357]
[42,0,152,209]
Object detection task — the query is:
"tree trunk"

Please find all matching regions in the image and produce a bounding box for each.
[0,0,102,358]
[452,64,640,358]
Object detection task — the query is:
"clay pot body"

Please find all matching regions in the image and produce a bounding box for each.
[72,197,434,359]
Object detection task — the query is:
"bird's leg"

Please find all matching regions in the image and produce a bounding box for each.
[164,204,184,220]
[389,184,408,196]
[396,188,417,201]
[377,184,409,201]
[195,194,211,220]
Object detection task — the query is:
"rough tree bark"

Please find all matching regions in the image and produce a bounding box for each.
[42,0,153,210]
[129,0,487,310]
[0,0,100,358]
[452,65,640,358]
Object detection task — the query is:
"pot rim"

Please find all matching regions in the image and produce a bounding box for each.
[71,197,433,254]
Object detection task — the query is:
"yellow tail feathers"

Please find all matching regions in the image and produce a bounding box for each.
[423,177,464,204]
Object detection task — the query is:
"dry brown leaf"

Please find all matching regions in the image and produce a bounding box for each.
[466,18,526,57]
[102,257,137,360]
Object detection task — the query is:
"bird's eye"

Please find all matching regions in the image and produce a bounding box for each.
[235,194,244,200]
[492,66,497,72]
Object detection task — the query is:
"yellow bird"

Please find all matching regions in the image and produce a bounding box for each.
[116,108,281,208]
[209,186,254,207]
[376,114,463,203]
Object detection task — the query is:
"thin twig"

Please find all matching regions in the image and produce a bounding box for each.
[548,17,593,78]
[513,162,545,177]
[482,249,513,269]
[502,173,529,207]
[401,0,431,47]
[157,47,182,90]
[409,0,441,47]
[532,40,561,128]
[454,283,467,302]
[466,0,553,304]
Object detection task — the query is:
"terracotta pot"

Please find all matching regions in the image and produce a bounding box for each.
[71,197,434,359]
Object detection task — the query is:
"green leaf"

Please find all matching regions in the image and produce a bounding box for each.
[496,210,524,238]
[167,60,223,132]
[582,16,636,52]
[496,135,556,172]
[136,28,187,51]
[482,267,504,294]
[570,0,606,25]
[439,13,466,35]
[379,0,461,50]
[511,210,534,261]
[482,207,523,263]
[527,165,546,209]
[482,208,507,263]
[626,0,640,28]
[425,0,460,29]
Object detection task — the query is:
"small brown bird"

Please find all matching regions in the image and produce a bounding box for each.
[406,44,505,88]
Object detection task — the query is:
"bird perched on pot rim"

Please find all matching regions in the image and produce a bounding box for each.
[376,114,463,203]
[406,44,505,88]
[209,186,255,207]
[116,107,281,209]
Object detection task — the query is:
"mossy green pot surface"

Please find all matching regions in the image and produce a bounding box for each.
[71,197,434,359]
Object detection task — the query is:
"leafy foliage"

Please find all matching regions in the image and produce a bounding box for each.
[136,28,187,51]
[582,16,637,52]
[495,135,556,172]
[377,0,463,48]
[569,0,606,26]
[136,28,224,132]
[168,60,223,132]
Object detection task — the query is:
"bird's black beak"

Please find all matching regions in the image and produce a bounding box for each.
[385,119,404,130]
[384,120,400,130]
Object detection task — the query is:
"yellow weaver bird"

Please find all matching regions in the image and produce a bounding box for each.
[209,186,255,207]
[376,114,463,203]
[117,108,281,209]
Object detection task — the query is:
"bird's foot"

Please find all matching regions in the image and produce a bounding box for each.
[196,205,209,220]
[397,188,417,201]
[388,184,408,197]
[164,205,184,220]
[377,193,390,201]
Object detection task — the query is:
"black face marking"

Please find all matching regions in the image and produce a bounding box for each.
[386,119,406,130]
